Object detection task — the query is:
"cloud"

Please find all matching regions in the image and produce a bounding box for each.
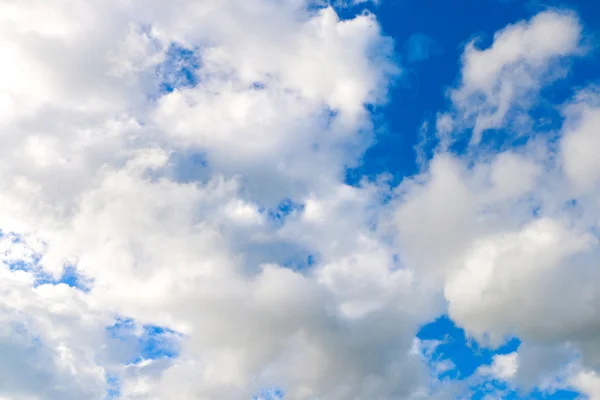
[389,6,600,398]
[1,0,598,398]
[560,86,600,193]
[0,0,437,399]
[477,353,519,380]
[442,10,583,143]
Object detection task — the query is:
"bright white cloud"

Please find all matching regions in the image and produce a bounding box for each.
[445,218,596,343]
[0,0,439,399]
[561,86,600,193]
[478,352,519,380]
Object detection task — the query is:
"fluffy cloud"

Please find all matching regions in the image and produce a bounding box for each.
[561,87,600,192]
[2,0,599,398]
[477,352,519,380]
[0,0,438,399]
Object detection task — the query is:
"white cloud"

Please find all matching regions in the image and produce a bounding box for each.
[1,0,598,398]
[445,218,596,343]
[561,86,600,193]
[478,352,519,380]
[513,343,575,392]
[392,121,600,393]
[571,370,600,400]
[445,10,583,143]
[0,0,442,399]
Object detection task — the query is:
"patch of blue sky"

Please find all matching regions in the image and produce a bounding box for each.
[156,43,201,94]
[417,316,586,398]
[418,316,521,380]
[0,232,91,292]
[106,318,181,365]
[468,379,518,400]
[168,151,210,184]
[0,230,22,243]
[6,259,35,272]
[252,387,285,400]
[105,374,120,400]
[0,233,42,271]
[34,265,94,293]
[326,1,378,20]
[138,325,180,362]
[263,198,305,228]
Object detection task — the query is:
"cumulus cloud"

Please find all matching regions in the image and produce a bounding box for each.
[0,0,437,399]
[2,0,599,398]
[477,352,519,380]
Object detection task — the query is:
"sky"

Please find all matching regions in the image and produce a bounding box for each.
[1,0,600,399]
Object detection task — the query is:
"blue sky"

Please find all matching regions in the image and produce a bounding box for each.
[345,0,600,185]
[3,0,600,399]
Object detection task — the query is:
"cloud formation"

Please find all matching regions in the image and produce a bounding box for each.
[1,1,599,399]
[439,10,583,144]
[0,1,427,399]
